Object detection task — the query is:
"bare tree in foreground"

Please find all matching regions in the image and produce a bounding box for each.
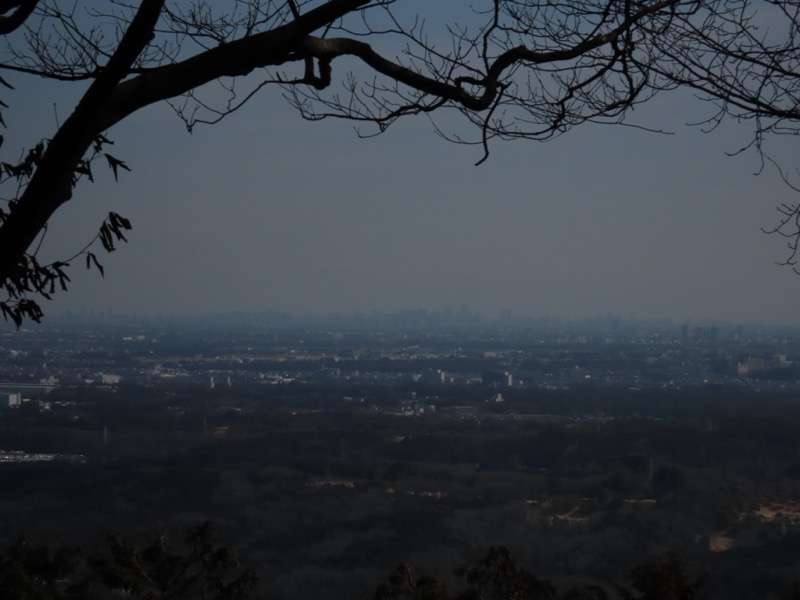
[0,1,798,325]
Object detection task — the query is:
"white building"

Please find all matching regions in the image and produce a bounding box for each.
[2,393,22,408]
[100,373,122,385]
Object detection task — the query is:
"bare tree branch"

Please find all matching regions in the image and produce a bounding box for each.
[0,0,799,324]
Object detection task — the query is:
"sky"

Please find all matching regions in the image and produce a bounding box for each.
[5,2,800,326]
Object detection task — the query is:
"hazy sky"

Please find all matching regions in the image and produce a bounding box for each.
[5,4,800,326]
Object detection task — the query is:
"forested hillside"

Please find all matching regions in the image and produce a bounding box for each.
[1,383,800,598]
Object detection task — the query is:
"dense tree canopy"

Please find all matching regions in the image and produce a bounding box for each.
[0,1,798,324]
[0,521,257,599]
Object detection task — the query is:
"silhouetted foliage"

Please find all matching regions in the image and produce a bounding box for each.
[616,555,706,600]
[90,521,257,599]
[0,522,258,600]
[0,537,87,600]
[456,546,557,600]
[373,547,715,600]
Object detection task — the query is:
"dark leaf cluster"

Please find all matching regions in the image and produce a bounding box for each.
[98,211,132,253]
[1,141,44,180]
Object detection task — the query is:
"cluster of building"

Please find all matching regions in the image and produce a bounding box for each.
[2,318,800,408]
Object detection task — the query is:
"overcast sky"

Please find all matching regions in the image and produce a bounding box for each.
[5,4,800,326]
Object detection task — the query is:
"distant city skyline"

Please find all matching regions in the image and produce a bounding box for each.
[42,306,799,334]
